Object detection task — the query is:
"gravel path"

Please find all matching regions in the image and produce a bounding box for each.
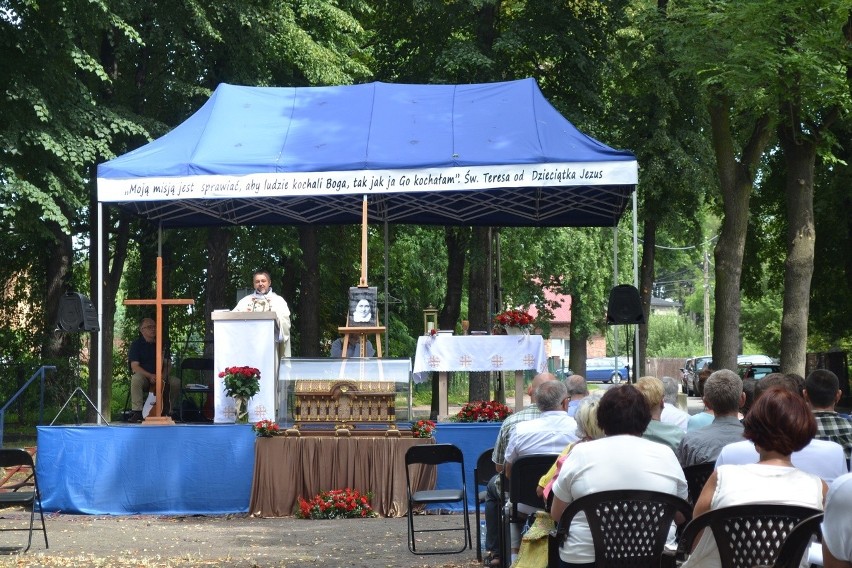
[0,511,483,567]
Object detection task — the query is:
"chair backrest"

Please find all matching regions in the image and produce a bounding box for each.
[682,462,715,506]
[0,448,36,493]
[474,448,497,487]
[181,357,214,372]
[764,513,823,568]
[550,489,692,568]
[506,454,557,515]
[405,443,464,467]
[678,503,823,568]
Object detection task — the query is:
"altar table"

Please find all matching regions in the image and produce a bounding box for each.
[248,436,436,518]
[413,335,548,417]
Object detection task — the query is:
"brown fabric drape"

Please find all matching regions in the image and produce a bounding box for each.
[248,436,436,517]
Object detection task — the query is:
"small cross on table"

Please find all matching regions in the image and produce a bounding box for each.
[124,256,194,425]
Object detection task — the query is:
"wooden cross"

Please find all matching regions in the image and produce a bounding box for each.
[124,256,194,425]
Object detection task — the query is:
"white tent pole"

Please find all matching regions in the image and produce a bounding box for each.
[96,202,104,423]
[384,218,389,350]
[612,226,619,364]
[632,190,640,379]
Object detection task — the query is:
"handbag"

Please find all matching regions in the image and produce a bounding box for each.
[511,511,555,568]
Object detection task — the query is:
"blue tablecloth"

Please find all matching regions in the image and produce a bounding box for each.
[37,424,256,515]
[432,422,501,511]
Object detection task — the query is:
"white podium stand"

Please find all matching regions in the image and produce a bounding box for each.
[212,311,279,424]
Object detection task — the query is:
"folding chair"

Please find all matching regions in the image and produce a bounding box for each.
[179,357,214,422]
[474,447,497,561]
[548,489,691,568]
[0,449,48,552]
[405,443,471,554]
[676,503,822,568]
[682,461,715,507]
[499,453,556,564]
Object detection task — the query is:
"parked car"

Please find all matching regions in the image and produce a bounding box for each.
[737,362,781,380]
[585,357,630,383]
[682,355,713,396]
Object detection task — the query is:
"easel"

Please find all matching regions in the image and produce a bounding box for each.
[124,256,194,424]
[339,196,385,359]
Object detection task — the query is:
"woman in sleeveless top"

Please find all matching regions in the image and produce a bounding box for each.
[681,386,828,568]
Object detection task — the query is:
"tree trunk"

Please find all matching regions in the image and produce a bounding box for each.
[42,223,73,359]
[568,305,589,378]
[638,219,656,377]
[777,123,816,377]
[88,203,131,422]
[298,225,321,356]
[204,227,231,357]
[466,226,493,406]
[708,95,773,372]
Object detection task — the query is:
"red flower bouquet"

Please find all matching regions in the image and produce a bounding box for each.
[252,419,280,437]
[494,309,534,332]
[296,488,378,519]
[411,419,436,438]
[455,400,513,422]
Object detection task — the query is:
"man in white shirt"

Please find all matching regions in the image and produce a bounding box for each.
[823,472,852,567]
[660,375,690,431]
[503,380,578,561]
[233,270,292,357]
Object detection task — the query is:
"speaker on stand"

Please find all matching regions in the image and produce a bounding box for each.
[57,292,100,332]
[606,285,645,383]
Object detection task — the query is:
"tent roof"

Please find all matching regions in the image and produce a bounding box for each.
[97,78,637,228]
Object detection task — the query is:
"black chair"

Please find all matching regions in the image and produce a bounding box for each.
[474,447,497,562]
[682,461,715,506]
[753,513,823,568]
[676,504,822,568]
[179,357,214,422]
[404,443,471,554]
[500,454,557,564]
[0,449,48,552]
[547,489,692,568]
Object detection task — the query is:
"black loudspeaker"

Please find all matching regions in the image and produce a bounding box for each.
[606,284,646,325]
[58,292,100,332]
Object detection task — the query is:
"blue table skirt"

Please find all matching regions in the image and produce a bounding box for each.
[37,424,256,515]
[36,422,500,515]
[432,422,501,511]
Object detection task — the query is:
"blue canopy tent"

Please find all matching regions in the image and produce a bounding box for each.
[94,77,640,411]
[97,78,637,228]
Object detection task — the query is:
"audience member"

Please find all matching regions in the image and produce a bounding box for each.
[483,372,556,567]
[660,375,689,431]
[677,370,745,467]
[681,387,827,568]
[564,374,589,418]
[537,391,605,501]
[823,472,852,568]
[688,366,716,432]
[741,377,758,416]
[716,374,848,483]
[550,384,687,567]
[636,376,685,452]
[503,381,578,561]
[804,369,852,462]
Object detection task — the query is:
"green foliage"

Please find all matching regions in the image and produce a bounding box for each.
[643,313,705,358]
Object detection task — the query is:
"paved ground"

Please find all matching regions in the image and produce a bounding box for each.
[0,511,484,567]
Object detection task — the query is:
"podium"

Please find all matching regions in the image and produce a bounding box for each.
[212,311,279,423]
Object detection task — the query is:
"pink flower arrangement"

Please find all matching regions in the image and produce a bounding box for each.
[455,400,513,422]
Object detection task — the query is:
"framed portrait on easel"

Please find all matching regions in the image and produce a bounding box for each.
[348,287,377,327]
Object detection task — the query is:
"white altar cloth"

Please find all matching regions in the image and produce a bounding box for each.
[413,335,548,417]
[413,334,548,379]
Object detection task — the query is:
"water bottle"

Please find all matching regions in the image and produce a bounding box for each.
[480,520,487,550]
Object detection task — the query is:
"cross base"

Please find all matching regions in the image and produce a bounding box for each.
[142,415,175,426]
